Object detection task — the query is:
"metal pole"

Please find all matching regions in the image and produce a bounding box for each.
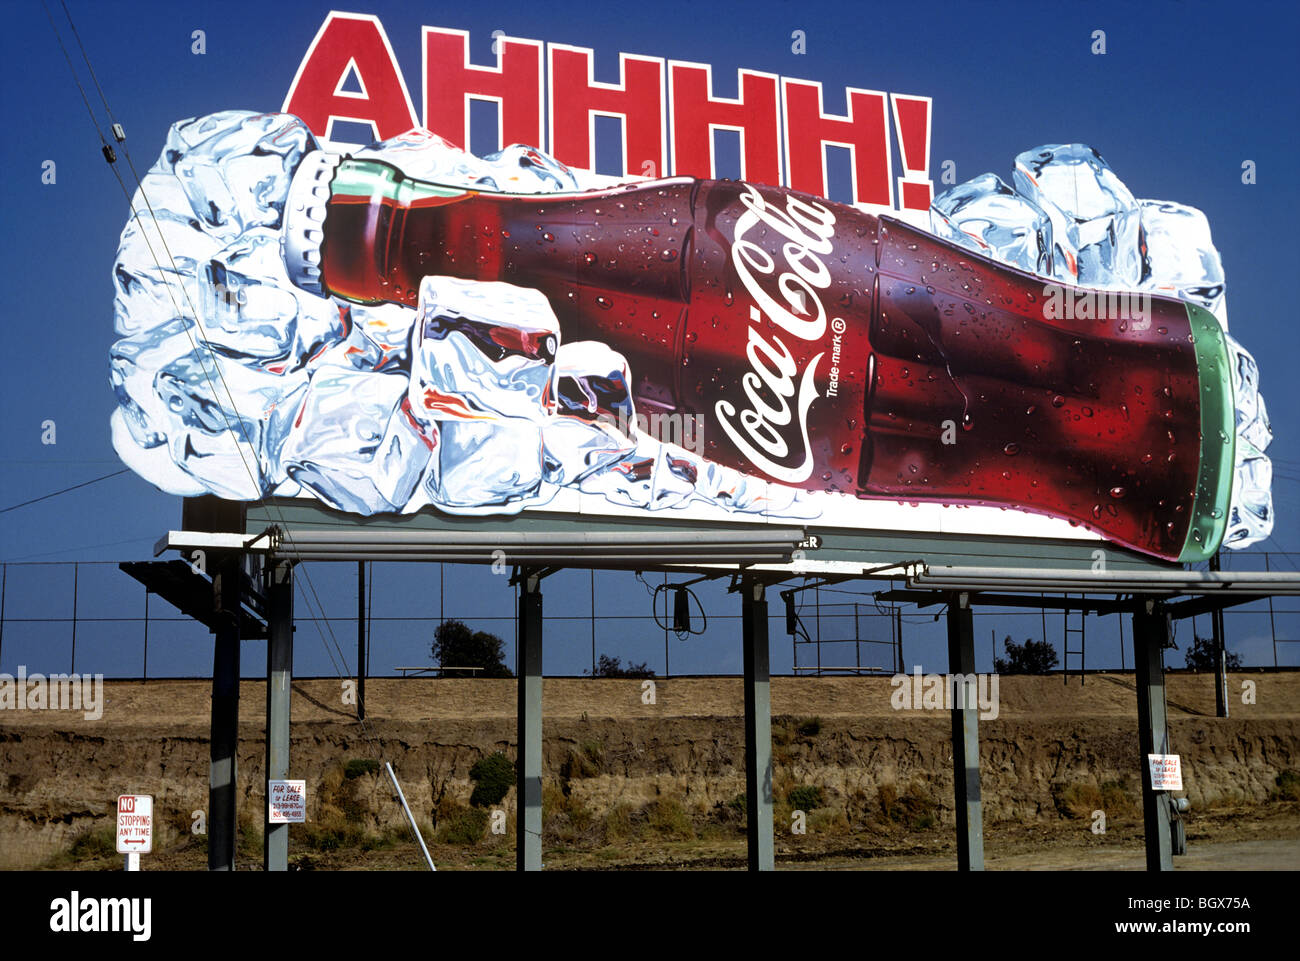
[517,572,543,871]
[209,552,241,871]
[663,572,669,678]
[590,568,596,676]
[1210,552,1228,718]
[264,560,293,871]
[142,589,149,680]
[0,564,7,668]
[70,562,78,674]
[742,577,774,871]
[385,762,435,871]
[1133,598,1173,871]
[357,561,366,721]
[947,591,984,871]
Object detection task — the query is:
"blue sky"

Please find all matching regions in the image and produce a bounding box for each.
[1,0,1297,678]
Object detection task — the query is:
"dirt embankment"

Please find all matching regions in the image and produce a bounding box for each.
[2,673,1298,869]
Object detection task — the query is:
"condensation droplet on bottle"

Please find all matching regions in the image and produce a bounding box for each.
[660,249,678,262]
[583,251,597,266]
[1109,486,1125,499]
[1003,443,1020,456]
[596,296,612,310]
[1051,395,1065,408]
[542,232,555,242]
[1081,406,1093,417]
[1025,405,1037,415]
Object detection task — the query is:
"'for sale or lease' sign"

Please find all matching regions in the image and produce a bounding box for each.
[1147,754,1184,791]
[268,780,307,823]
[116,795,153,854]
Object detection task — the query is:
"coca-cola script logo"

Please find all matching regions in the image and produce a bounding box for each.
[715,185,834,484]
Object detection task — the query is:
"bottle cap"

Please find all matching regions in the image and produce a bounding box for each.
[283,150,342,295]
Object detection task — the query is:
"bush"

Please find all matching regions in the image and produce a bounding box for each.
[645,797,695,839]
[878,782,936,830]
[588,654,656,678]
[1273,770,1300,802]
[432,620,513,677]
[1184,635,1243,671]
[787,785,824,811]
[435,806,488,845]
[68,827,117,861]
[994,636,1059,674]
[344,758,380,779]
[469,752,515,807]
[796,717,822,738]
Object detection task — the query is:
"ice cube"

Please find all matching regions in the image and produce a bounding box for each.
[543,342,637,485]
[1013,144,1143,287]
[353,128,492,186]
[408,276,559,509]
[578,448,657,509]
[153,345,307,499]
[476,144,581,193]
[200,227,346,372]
[930,173,1056,276]
[278,365,432,514]
[335,301,416,373]
[1138,199,1228,325]
[162,111,320,243]
[111,317,204,450]
[1222,334,1273,549]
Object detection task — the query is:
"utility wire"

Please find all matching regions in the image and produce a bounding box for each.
[0,469,129,513]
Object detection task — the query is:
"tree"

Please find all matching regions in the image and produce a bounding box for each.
[994,636,1059,675]
[587,654,656,678]
[1184,635,1242,672]
[432,620,513,677]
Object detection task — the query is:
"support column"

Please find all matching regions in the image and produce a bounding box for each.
[1133,599,1173,871]
[516,572,543,871]
[742,577,774,872]
[1209,554,1228,718]
[209,552,241,871]
[947,591,984,871]
[264,560,293,871]
[357,561,366,721]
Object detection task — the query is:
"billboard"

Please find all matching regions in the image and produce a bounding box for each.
[108,10,1274,565]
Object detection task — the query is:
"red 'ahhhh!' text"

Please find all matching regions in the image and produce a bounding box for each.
[282,12,934,211]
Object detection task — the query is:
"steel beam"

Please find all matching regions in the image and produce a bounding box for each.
[947,591,984,871]
[209,552,241,871]
[742,577,774,871]
[264,560,293,871]
[516,572,544,871]
[1133,600,1174,871]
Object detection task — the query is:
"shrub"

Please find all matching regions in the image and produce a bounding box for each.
[435,806,488,845]
[878,782,936,829]
[645,797,695,839]
[68,827,117,861]
[469,752,515,807]
[994,636,1059,674]
[1274,770,1300,802]
[1184,636,1243,671]
[787,785,824,811]
[588,654,655,678]
[796,717,822,738]
[344,758,380,779]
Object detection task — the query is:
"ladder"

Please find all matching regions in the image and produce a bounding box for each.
[1062,594,1087,684]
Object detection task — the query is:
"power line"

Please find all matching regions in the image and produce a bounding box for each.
[0,469,129,513]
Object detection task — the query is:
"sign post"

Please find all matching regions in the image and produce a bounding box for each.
[116,794,152,871]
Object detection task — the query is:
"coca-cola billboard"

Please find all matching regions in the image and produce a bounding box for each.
[108,12,1274,565]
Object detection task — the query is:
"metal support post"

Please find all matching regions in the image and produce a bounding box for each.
[742,577,774,871]
[209,551,241,871]
[1133,599,1174,871]
[264,560,293,871]
[357,561,366,721]
[947,591,984,871]
[517,572,543,871]
[1209,554,1228,718]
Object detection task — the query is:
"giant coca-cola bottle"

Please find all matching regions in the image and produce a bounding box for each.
[281,152,1234,563]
